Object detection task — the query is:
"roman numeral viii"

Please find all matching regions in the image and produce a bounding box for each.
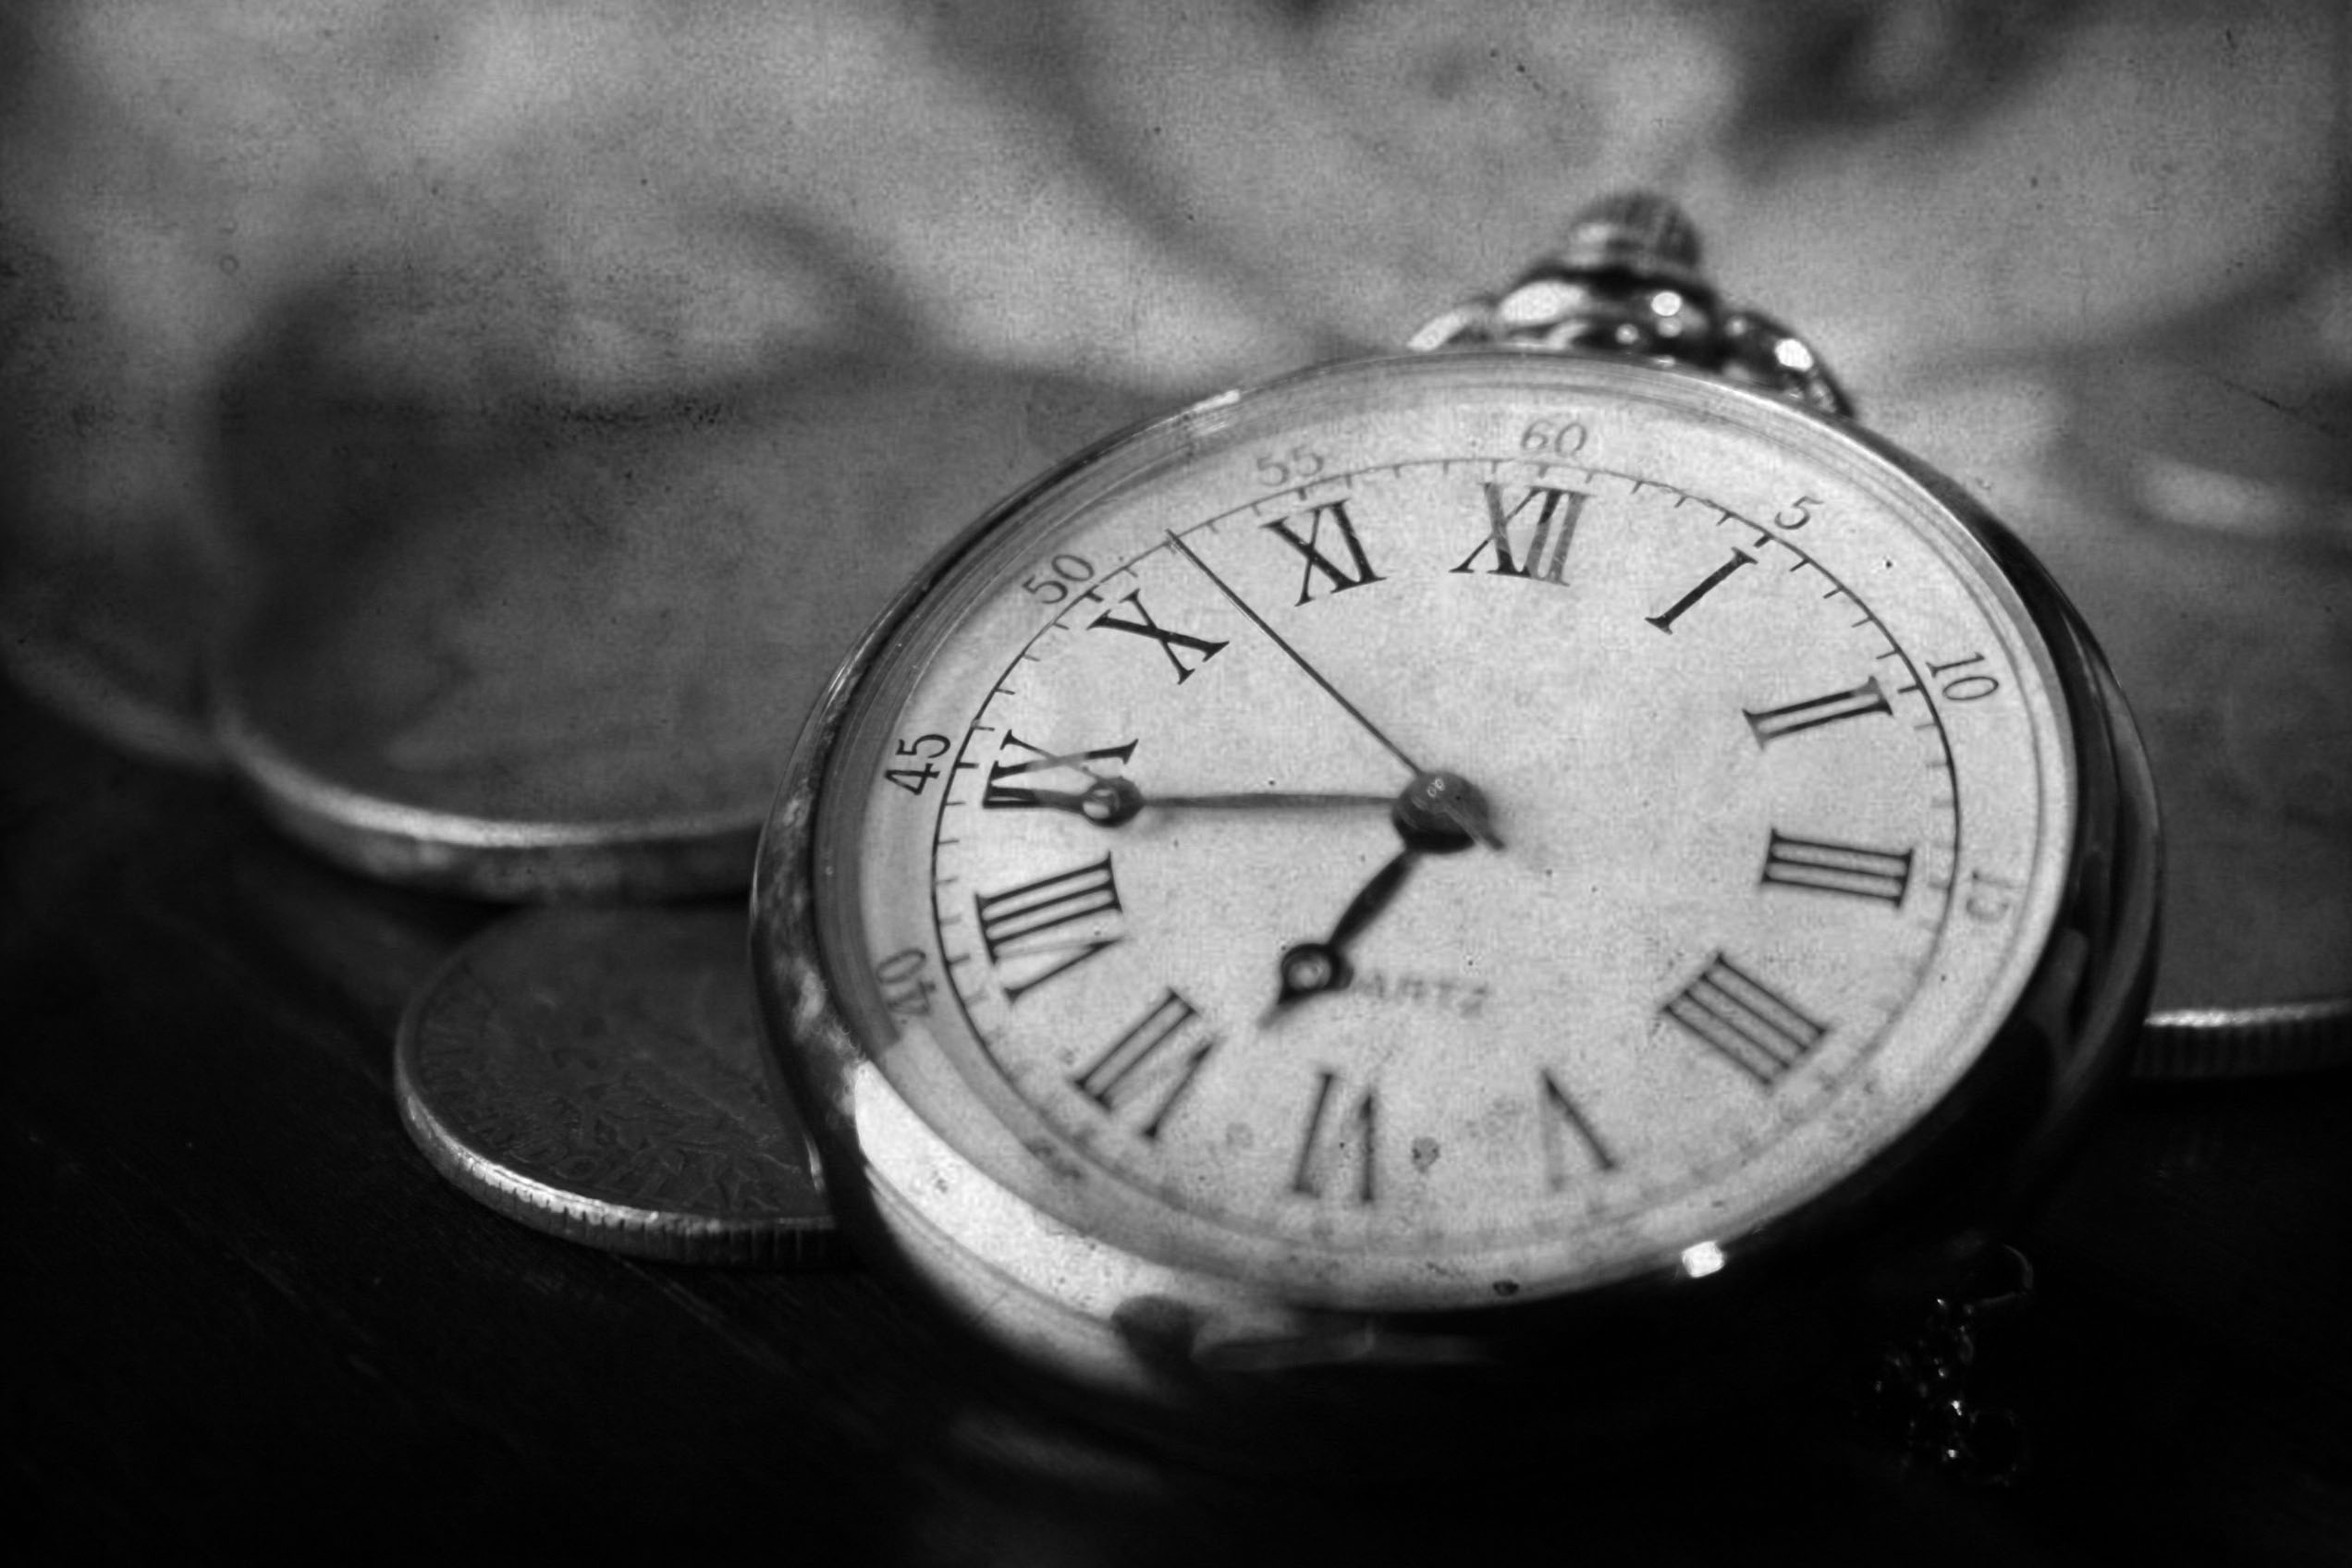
[973,854,1123,1003]
[1760,828,1915,907]
[1453,484,1588,584]
[1263,500,1381,604]
[1089,589,1229,684]
[1071,988,1219,1140]
[1660,952,1828,1087]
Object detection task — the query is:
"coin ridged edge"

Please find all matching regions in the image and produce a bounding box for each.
[214,693,761,900]
[2130,998,2352,1083]
[393,1050,834,1267]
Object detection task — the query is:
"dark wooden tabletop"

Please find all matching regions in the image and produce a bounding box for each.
[7,367,2352,1565]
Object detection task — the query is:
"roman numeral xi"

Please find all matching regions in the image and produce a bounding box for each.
[1263,500,1381,605]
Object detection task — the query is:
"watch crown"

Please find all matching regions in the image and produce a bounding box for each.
[1550,191,1707,293]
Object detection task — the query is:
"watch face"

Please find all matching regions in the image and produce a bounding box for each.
[778,350,2075,1311]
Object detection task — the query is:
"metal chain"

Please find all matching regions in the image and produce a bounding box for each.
[1407,190,1854,417]
[1859,1246,2036,1486]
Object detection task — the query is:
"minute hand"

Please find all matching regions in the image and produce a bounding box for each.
[1162,532,1501,850]
[1002,780,1394,824]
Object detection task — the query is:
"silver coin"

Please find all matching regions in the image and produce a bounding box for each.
[211,357,1162,900]
[396,903,833,1264]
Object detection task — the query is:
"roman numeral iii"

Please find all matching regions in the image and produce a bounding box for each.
[1759,828,1915,907]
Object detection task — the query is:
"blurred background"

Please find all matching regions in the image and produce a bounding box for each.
[2,0,2344,740]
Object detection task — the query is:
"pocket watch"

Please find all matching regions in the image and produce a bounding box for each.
[749,193,2160,1466]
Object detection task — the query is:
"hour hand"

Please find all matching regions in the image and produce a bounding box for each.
[1268,848,1417,1015]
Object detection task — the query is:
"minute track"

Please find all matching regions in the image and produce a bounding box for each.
[825,347,2067,1296]
[915,442,1975,1252]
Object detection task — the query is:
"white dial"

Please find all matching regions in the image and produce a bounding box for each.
[808,352,2073,1310]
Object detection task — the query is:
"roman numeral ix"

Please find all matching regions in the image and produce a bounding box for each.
[983,730,1139,809]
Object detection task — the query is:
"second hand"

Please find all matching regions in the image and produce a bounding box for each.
[1163,531,1501,850]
